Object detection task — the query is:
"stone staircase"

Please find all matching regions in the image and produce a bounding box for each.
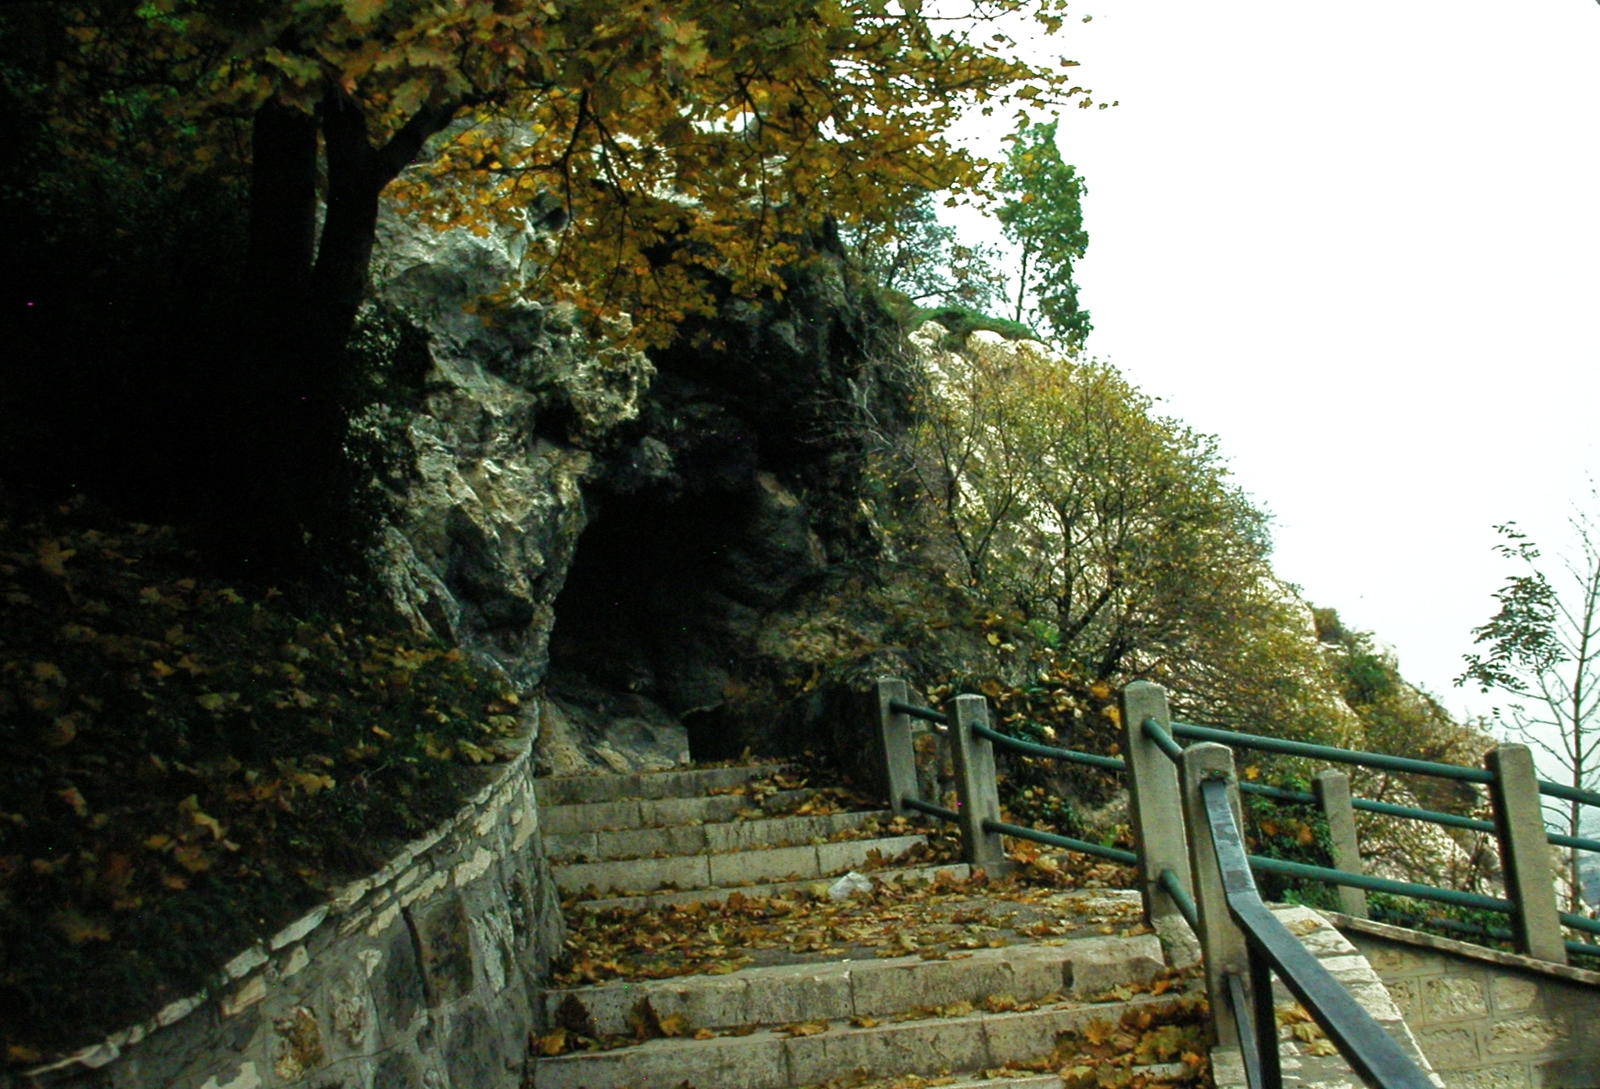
[527,762,1201,1089]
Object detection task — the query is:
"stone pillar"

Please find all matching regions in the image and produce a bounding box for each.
[1181,741,1252,1049]
[950,694,1008,874]
[1313,769,1368,919]
[1121,681,1194,927]
[876,678,918,816]
[1486,743,1567,964]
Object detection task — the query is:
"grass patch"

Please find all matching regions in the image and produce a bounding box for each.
[0,496,523,1065]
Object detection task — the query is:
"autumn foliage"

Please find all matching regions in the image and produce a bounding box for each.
[24,0,1093,349]
[0,498,524,1062]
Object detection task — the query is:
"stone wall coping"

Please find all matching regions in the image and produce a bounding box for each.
[23,723,537,1080]
[1324,910,1600,987]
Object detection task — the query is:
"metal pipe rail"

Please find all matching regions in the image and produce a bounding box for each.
[1245,856,1512,916]
[888,698,950,729]
[1159,866,1199,931]
[1200,777,1436,1089]
[1156,719,1600,853]
[980,816,1139,866]
[900,796,959,823]
[1170,721,1496,784]
[971,721,1128,771]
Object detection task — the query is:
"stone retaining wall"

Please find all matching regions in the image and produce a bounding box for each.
[14,729,563,1089]
[1328,913,1600,1089]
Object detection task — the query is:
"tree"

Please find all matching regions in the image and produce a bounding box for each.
[1458,514,1600,913]
[994,119,1090,349]
[883,334,1346,740]
[3,0,1091,560]
[846,192,1008,314]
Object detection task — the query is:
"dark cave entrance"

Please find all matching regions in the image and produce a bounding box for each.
[546,488,754,763]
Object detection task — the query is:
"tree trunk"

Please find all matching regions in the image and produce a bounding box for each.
[222,88,467,570]
[243,99,319,335]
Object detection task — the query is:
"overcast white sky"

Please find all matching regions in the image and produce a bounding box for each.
[942,0,1600,727]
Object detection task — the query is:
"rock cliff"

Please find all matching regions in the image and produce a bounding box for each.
[363,212,913,772]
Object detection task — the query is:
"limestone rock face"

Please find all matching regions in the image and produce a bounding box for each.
[366,211,652,691]
[362,210,909,766]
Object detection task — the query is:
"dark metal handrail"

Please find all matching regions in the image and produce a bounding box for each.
[1159,718,1600,854]
[888,698,951,728]
[900,796,959,823]
[972,721,1128,771]
[1172,721,1496,784]
[980,816,1138,866]
[1200,777,1436,1089]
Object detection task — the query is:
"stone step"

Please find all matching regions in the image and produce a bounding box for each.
[552,835,930,897]
[545,810,897,863]
[534,764,791,807]
[570,863,972,914]
[530,990,1185,1089]
[540,789,816,835]
[544,934,1166,1037]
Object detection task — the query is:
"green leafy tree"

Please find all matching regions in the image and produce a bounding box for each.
[885,334,1345,740]
[995,119,1090,349]
[848,192,1009,314]
[1458,514,1600,912]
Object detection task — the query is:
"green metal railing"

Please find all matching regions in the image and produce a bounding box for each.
[1163,719,1600,858]
[877,676,1600,1089]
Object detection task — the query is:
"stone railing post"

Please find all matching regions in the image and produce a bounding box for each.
[1312,769,1368,919]
[1181,741,1252,1049]
[876,677,919,817]
[1121,681,1194,928]
[1486,743,1567,964]
[950,694,1008,874]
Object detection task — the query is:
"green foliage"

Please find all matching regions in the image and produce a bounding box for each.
[849,193,1009,315]
[995,120,1091,349]
[1459,524,1568,696]
[0,497,523,1061]
[1456,511,1600,913]
[879,336,1346,742]
[1241,774,1338,908]
[1364,893,1518,953]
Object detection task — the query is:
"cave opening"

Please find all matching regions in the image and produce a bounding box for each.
[545,486,754,763]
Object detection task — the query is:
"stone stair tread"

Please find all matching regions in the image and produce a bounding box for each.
[541,788,818,835]
[534,763,792,806]
[545,809,900,863]
[544,933,1167,1036]
[530,991,1189,1089]
[553,834,933,897]
[568,863,973,914]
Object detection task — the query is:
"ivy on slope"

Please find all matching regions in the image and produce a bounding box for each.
[0,497,522,1064]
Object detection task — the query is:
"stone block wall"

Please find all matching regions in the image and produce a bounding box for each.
[1329,913,1600,1088]
[14,732,564,1089]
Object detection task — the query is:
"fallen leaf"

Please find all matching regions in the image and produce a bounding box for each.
[51,907,110,945]
[43,714,79,747]
[36,539,75,577]
[781,1020,830,1037]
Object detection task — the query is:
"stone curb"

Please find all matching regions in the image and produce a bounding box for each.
[544,934,1166,1036]
[22,725,546,1083]
[534,764,791,806]
[569,863,973,913]
[540,789,816,836]
[553,834,931,896]
[544,809,896,863]
[531,992,1188,1089]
